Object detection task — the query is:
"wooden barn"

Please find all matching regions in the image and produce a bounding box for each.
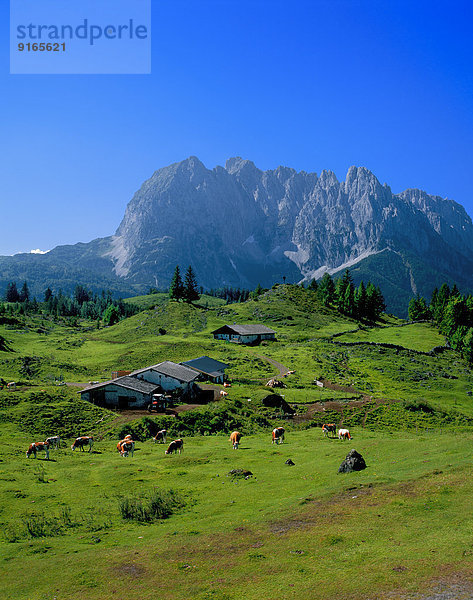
[80,376,162,409]
[211,324,276,345]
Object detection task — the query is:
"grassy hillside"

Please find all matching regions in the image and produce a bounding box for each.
[1,284,473,599]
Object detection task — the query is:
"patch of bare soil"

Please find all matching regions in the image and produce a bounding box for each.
[382,572,473,600]
[269,484,375,535]
[114,562,147,578]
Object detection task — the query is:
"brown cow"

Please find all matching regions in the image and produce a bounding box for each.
[229,431,242,449]
[26,441,49,460]
[165,439,184,455]
[272,427,285,444]
[117,439,135,457]
[71,436,94,452]
[153,429,167,444]
[322,423,336,437]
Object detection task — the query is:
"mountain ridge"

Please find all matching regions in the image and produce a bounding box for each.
[1,156,472,316]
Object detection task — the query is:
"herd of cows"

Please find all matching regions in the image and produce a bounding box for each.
[25,424,351,460]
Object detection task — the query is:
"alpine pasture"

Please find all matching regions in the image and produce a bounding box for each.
[1,285,473,600]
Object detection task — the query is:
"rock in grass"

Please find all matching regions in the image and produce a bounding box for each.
[228,469,253,479]
[338,449,366,473]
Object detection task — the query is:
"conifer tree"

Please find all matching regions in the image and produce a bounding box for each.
[169,266,184,301]
[433,283,451,323]
[308,279,318,292]
[19,281,30,303]
[355,281,367,319]
[317,273,336,306]
[336,270,355,315]
[5,282,19,303]
[365,282,385,321]
[183,265,200,303]
[408,295,431,321]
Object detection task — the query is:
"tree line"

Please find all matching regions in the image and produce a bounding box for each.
[1,282,137,325]
[409,283,473,362]
[310,270,386,321]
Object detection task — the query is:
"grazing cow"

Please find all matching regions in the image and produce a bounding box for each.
[71,436,94,452]
[26,441,49,460]
[45,435,61,449]
[322,424,336,438]
[219,390,228,397]
[7,382,16,390]
[165,439,184,455]
[229,431,242,449]
[272,427,285,444]
[223,382,231,388]
[153,429,167,444]
[338,428,351,440]
[117,439,135,457]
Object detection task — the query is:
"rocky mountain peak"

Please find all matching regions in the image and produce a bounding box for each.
[2,155,473,318]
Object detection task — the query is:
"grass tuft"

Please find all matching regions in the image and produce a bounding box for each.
[118,488,185,522]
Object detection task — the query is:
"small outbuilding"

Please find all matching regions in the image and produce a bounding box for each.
[80,376,162,409]
[181,356,230,383]
[211,324,276,345]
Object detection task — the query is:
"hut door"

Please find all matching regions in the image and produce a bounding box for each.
[118,396,128,409]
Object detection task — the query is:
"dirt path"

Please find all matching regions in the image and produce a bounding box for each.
[255,353,290,377]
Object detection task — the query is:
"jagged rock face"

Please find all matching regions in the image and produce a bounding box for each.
[1,156,473,315]
[109,157,473,298]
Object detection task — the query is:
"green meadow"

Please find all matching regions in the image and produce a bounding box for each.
[1,284,473,599]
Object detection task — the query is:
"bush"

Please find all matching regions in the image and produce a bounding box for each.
[403,399,434,413]
[119,488,185,522]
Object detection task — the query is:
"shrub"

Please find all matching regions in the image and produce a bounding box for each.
[119,488,185,522]
[403,399,434,413]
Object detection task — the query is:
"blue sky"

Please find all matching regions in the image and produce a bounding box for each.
[1,0,473,255]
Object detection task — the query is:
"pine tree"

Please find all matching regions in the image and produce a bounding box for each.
[433,283,451,323]
[183,265,200,303]
[308,279,318,292]
[5,282,19,303]
[44,287,53,302]
[365,282,385,321]
[355,281,367,319]
[408,295,431,321]
[103,304,120,326]
[19,281,30,303]
[169,266,184,301]
[462,328,473,363]
[74,285,90,304]
[336,270,354,315]
[317,273,336,306]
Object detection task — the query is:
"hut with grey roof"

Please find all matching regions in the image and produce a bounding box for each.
[80,376,162,409]
[181,356,230,383]
[211,324,276,345]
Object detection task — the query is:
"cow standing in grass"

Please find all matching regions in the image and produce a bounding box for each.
[26,441,49,460]
[117,437,135,457]
[322,424,336,438]
[338,428,351,440]
[272,427,285,444]
[165,439,184,455]
[154,429,167,444]
[45,435,61,449]
[229,431,242,449]
[71,436,94,452]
